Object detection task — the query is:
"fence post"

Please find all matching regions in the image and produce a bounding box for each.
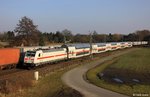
[34,71,39,81]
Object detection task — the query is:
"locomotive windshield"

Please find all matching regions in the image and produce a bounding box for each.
[26,51,36,57]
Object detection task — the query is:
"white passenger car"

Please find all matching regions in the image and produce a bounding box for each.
[23,41,145,68]
[110,43,118,50]
[94,43,107,53]
[62,44,91,58]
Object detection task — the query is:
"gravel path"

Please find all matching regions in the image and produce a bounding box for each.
[62,49,136,97]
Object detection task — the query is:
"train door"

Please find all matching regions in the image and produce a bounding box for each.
[68,47,75,59]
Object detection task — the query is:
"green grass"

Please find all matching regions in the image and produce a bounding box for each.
[87,48,150,96]
[110,48,150,72]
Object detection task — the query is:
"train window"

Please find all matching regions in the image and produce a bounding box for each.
[26,51,35,57]
[26,53,35,57]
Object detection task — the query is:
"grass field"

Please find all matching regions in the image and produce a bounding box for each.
[0,64,82,97]
[87,48,150,96]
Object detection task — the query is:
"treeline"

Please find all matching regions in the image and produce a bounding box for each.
[0,16,150,47]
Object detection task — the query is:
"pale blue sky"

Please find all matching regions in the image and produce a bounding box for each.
[0,0,150,34]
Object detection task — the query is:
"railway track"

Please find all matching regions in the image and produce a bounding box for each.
[0,68,23,76]
[0,57,87,80]
[0,68,28,80]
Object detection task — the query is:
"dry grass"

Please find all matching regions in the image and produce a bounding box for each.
[0,64,82,97]
[0,75,34,94]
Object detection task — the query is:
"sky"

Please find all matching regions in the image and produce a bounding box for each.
[0,0,150,34]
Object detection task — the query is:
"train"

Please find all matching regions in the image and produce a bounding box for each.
[23,41,147,68]
[0,46,59,69]
[0,41,148,69]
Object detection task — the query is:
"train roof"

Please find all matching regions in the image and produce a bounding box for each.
[94,43,106,46]
[62,43,90,49]
[61,42,131,49]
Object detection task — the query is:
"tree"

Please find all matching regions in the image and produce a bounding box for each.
[14,16,40,46]
[74,34,90,43]
[73,34,84,43]
[92,30,98,43]
[108,33,113,42]
[136,30,150,41]
[61,29,73,43]
[144,35,150,45]
[55,31,64,43]
[0,31,14,44]
[38,32,45,46]
[124,33,138,41]
[112,34,122,42]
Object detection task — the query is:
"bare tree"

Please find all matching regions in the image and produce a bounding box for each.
[136,30,150,41]
[14,16,40,46]
[61,29,73,43]
[112,34,122,42]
